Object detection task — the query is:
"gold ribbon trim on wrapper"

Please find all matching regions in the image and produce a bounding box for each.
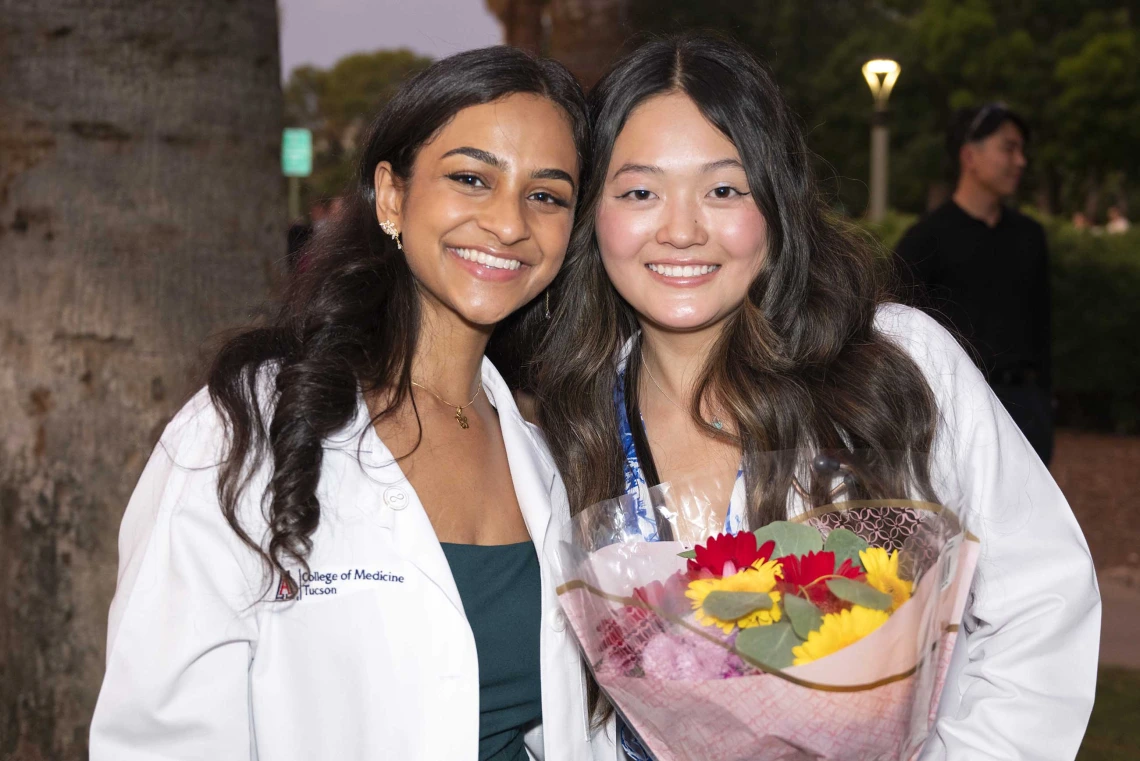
[556,499,978,693]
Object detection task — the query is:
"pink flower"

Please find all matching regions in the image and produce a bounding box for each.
[633,571,691,619]
[640,629,743,680]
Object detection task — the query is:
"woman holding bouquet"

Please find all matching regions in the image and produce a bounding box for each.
[535,34,1099,759]
[91,47,618,761]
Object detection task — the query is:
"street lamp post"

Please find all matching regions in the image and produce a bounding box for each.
[862,59,900,223]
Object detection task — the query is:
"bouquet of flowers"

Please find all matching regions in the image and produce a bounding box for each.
[552,452,979,761]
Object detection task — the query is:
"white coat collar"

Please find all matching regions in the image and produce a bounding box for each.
[322,357,559,616]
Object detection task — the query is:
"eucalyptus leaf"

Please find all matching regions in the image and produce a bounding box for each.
[783,594,824,639]
[826,578,892,611]
[823,528,869,568]
[753,521,823,558]
[702,591,773,621]
[677,549,696,559]
[735,621,801,669]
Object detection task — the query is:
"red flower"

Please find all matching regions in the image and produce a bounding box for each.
[687,532,776,577]
[633,571,691,619]
[776,551,864,611]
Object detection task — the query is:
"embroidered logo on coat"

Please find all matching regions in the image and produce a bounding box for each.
[274,567,406,601]
[275,572,297,601]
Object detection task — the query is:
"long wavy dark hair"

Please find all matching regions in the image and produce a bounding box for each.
[207,47,587,596]
[534,33,938,719]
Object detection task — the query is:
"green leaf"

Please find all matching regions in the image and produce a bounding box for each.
[783,594,825,640]
[702,591,773,621]
[753,521,823,558]
[826,578,892,611]
[677,549,696,559]
[735,621,801,669]
[823,528,869,568]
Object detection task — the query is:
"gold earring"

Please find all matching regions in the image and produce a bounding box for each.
[380,219,402,250]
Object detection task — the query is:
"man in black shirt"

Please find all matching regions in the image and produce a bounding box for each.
[896,104,1054,464]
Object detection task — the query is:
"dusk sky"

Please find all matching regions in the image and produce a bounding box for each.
[279,0,504,79]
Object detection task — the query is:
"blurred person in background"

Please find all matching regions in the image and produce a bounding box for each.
[1105,204,1131,234]
[286,197,327,270]
[288,197,346,271]
[896,104,1055,465]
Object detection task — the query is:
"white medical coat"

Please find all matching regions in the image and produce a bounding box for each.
[90,358,618,761]
[597,304,1100,760]
[878,305,1101,760]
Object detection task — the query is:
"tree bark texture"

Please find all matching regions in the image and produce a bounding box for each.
[486,0,631,89]
[547,0,630,89]
[0,2,283,758]
[485,0,549,55]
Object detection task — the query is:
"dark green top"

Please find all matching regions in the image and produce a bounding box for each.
[440,541,543,761]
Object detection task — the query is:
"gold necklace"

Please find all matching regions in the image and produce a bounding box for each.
[642,358,724,430]
[411,381,483,429]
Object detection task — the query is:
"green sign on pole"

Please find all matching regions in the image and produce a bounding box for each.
[282,128,313,177]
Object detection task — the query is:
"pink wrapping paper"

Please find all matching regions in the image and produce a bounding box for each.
[556,510,980,761]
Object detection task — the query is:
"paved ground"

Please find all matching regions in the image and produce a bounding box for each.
[1050,430,1140,668]
[1098,571,1140,669]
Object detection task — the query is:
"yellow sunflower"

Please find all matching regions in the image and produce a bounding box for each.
[791,605,890,665]
[686,559,783,634]
[859,547,913,611]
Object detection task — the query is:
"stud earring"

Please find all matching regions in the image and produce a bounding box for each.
[380,219,402,250]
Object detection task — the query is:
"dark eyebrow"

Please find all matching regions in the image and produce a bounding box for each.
[441,146,506,170]
[702,158,744,173]
[532,167,576,192]
[610,159,744,180]
[610,163,661,181]
[442,146,575,191]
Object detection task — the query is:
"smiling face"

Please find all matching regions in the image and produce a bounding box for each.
[375,93,578,327]
[595,92,768,335]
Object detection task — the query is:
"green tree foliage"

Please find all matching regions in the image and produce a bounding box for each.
[284,49,432,208]
[1053,13,1140,179]
[627,0,1140,218]
[1046,220,1140,433]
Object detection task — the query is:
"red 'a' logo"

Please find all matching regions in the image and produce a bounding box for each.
[275,572,296,601]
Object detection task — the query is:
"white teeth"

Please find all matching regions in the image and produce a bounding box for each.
[647,263,719,278]
[453,248,521,271]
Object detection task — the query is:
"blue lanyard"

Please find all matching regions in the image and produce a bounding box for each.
[614,371,743,539]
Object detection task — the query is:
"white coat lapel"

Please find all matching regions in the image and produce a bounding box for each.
[322,364,557,617]
[328,393,465,616]
[481,359,556,557]
[384,483,465,615]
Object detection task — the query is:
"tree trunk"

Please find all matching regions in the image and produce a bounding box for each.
[1084,171,1102,221]
[548,0,631,89]
[485,0,550,55]
[486,0,633,88]
[0,2,283,758]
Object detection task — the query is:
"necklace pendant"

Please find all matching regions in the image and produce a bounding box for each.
[456,407,470,429]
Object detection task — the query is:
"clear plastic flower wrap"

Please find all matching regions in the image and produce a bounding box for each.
[549,450,980,761]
